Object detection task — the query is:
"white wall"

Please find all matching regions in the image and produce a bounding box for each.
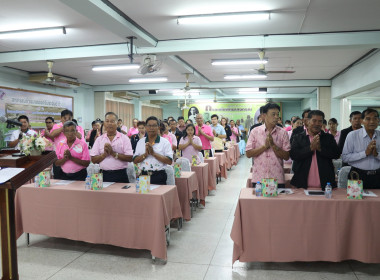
[162,103,182,120]
[0,67,95,129]
[281,101,303,122]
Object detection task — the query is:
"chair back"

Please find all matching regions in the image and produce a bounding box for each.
[176,157,191,171]
[164,165,175,185]
[338,166,351,188]
[198,152,204,163]
[126,163,136,183]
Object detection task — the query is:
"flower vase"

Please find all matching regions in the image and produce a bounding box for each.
[30,150,42,156]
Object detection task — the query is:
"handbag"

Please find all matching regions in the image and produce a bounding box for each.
[347,171,363,199]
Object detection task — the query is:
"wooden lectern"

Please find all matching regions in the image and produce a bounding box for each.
[0,150,57,280]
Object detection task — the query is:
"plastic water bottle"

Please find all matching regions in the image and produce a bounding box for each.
[34,175,40,188]
[135,178,140,193]
[255,181,262,197]
[325,182,332,199]
[85,175,91,190]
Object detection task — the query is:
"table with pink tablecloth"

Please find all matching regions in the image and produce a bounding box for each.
[215,152,228,179]
[231,188,380,264]
[15,180,182,260]
[204,157,217,191]
[223,150,232,170]
[175,171,198,221]
[191,163,209,200]
[246,173,294,188]
[233,144,240,165]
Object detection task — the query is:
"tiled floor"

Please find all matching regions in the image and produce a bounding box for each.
[2,156,380,279]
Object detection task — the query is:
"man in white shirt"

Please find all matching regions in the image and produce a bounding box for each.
[133,116,173,185]
[8,115,37,150]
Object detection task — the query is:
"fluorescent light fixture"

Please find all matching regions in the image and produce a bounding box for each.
[238,88,267,94]
[212,59,267,66]
[92,64,140,71]
[129,77,168,83]
[245,99,267,103]
[177,12,270,25]
[224,74,267,80]
[173,92,200,96]
[0,26,66,39]
[238,88,259,92]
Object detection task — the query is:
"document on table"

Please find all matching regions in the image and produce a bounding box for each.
[0,168,25,184]
[304,189,325,196]
[53,180,76,185]
[277,188,294,195]
[363,190,378,197]
[150,184,161,190]
[102,182,115,188]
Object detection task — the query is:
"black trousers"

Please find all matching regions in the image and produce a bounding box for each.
[350,167,380,189]
[150,170,167,185]
[103,169,129,183]
[201,149,214,157]
[60,168,87,181]
[52,163,63,179]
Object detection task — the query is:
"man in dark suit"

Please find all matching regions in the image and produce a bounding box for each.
[290,109,311,144]
[169,119,183,148]
[290,110,340,190]
[338,111,362,163]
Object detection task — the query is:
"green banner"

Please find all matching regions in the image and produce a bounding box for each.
[184,102,281,131]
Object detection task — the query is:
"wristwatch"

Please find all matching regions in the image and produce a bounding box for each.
[114,152,119,159]
[216,133,219,137]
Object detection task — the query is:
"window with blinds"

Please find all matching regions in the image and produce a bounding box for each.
[105,100,134,128]
[141,105,163,122]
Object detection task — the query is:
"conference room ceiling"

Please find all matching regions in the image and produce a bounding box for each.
[1,0,380,102]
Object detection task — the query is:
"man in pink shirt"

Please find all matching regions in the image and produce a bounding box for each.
[90,112,133,183]
[127,118,139,138]
[40,116,55,151]
[290,110,339,190]
[55,121,90,181]
[195,114,214,156]
[246,103,291,188]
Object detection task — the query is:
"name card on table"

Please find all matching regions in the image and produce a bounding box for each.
[38,171,51,188]
[175,149,181,158]
[91,173,103,190]
[204,150,210,159]
[139,175,151,193]
[192,155,198,166]
[262,178,278,197]
[174,163,182,178]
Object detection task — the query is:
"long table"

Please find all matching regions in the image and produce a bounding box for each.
[204,157,217,191]
[191,163,209,201]
[231,188,380,264]
[175,171,198,221]
[215,152,228,179]
[15,181,182,260]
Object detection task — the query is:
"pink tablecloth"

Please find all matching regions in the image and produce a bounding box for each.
[246,173,294,188]
[191,163,209,200]
[231,188,380,264]
[204,157,217,191]
[175,171,198,221]
[15,180,182,260]
[233,144,240,165]
[215,152,228,179]
[223,150,232,169]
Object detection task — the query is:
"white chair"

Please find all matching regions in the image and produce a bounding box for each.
[333,159,343,175]
[164,165,175,186]
[198,152,204,163]
[126,164,136,183]
[175,157,191,171]
[338,166,351,188]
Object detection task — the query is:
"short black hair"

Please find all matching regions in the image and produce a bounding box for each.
[328,118,338,124]
[170,119,177,124]
[323,119,327,125]
[105,112,118,120]
[61,109,73,118]
[178,116,184,121]
[72,119,78,125]
[285,120,291,124]
[262,103,281,114]
[186,119,193,124]
[118,119,122,122]
[302,109,311,119]
[17,115,29,122]
[259,106,265,114]
[45,116,54,123]
[146,116,159,126]
[349,111,362,119]
[307,110,325,120]
[211,114,218,120]
[137,121,146,127]
[91,121,96,126]
[362,108,379,119]
[63,121,77,129]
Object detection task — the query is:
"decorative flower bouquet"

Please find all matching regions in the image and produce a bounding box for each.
[20,133,52,156]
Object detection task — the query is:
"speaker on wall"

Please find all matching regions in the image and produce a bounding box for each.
[149,90,157,94]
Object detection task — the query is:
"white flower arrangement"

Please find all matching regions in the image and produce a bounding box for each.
[19,133,52,156]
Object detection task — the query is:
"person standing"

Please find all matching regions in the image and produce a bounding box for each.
[246,103,290,188]
[177,116,187,132]
[229,120,240,143]
[342,108,380,189]
[40,116,55,151]
[117,119,128,134]
[169,119,183,148]
[127,118,139,138]
[90,112,133,183]
[338,111,362,156]
[8,115,37,149]
[221,117,232,142]
[290,110,340,190]
[195,114,215,156]
[328,118,341,144]
[210,114,226,152]
[131,121,147,153]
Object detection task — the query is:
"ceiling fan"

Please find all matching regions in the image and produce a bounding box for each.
[256,50,295,75]
[46,61,55,83]
[138,54,162,75]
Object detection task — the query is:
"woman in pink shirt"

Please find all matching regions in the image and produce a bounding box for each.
[229,120,240,143]
[160,121,176,149]
[55,121,90,181]
[178,123,203,164]
[127,118,139,138]
[328,118,341,144]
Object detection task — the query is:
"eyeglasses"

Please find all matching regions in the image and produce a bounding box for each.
[105,120,117,124]
[45,121,53,124]
[146,124,158,128]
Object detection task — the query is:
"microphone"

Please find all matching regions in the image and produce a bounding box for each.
[0,116,23,127]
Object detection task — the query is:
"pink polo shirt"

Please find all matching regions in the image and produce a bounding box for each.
[56,137,90,174]
[51,123,66,151]
[90,131,133,170]
[162,133,173,146]
[179,136,202,164]
[195,124,214,150]
[306,130,321,189]
[329,130,341,144]
[86,129,93,141]
[230,126,238,142]
[285,126,292,132]
[40,129,54,151]
[246,124,291,184]
[127,127,138,137]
